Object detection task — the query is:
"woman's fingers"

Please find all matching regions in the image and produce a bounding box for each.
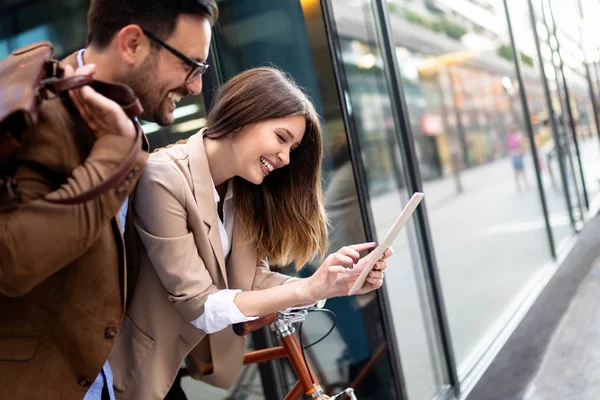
[368,270,384,279]
[366,275,384,288]
[381,247,393,260]
[372,260,387,272]
[364,267,385,288]
[335,246,363,265]
[346,242,376,253]
[327,252,356,268]
[343,243,393,262]
[319,242,393,297]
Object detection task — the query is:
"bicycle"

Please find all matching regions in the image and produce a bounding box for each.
[182,303,387,400]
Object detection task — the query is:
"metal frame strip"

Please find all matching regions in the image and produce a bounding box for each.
[370,0,461,396]
[319,0,409,398]
[502,0,556,258]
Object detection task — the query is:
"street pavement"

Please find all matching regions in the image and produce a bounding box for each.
[523,257,600,400]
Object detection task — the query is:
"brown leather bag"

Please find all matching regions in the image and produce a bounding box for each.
[0,41,144,209]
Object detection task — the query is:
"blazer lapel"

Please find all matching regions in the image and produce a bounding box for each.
[186,132,228,286]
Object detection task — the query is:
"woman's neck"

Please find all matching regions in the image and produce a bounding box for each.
[203,135,236,187]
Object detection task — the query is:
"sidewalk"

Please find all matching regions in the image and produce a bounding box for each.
[466,213,600,400]
[524,256,600,400]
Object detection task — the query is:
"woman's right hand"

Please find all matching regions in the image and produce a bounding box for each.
[304,243,380,301]
[64,64,136,140]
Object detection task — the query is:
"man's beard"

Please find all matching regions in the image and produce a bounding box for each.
[122,55,172,126]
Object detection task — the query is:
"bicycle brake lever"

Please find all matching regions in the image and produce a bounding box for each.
[330,388,357,400]
[277,309,308,324]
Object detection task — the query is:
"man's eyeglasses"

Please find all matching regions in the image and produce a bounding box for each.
[142,29,209,85]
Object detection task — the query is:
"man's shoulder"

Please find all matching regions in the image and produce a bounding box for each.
[17,98,85,171]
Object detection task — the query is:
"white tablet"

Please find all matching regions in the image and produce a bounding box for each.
[347,192,424,296]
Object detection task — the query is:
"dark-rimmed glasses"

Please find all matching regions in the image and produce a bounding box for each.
[142,29,209,84]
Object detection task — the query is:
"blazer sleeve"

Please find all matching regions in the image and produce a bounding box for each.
[133,159,219,322]
[0,104,148,297]
[251,259,292,291]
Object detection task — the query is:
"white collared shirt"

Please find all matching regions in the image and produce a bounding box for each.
[213,179,234,259]
[191,179,258,334]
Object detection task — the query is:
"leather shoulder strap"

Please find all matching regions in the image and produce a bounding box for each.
[47,122,143,205]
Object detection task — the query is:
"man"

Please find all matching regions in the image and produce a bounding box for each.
[0,1,217,398]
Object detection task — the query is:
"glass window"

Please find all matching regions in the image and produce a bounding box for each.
[546,0,600,214]
[578,0,600,207]
[509,0,574,250]
[329,1,451,399]
[142,97,208,150]
[386,0,555,381]
[1,0,88,58]
[531,0,587,227]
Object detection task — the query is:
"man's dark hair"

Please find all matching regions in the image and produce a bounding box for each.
[86,0,218,49]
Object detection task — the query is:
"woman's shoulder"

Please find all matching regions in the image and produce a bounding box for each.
[139,144,193,197]
[139,131,206,199]
[148,130,206,165]
[149,140,190,163]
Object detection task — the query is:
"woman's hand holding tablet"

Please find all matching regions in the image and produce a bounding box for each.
[347,192,424,295]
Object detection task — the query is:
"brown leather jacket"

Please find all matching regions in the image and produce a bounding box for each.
[0,52,149,399]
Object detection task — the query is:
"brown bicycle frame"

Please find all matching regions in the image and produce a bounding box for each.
[196,332,323,399]
[180,310,388,399]
[191,339,387,399]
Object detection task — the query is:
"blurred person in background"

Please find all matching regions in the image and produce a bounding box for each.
[507,125,530,193]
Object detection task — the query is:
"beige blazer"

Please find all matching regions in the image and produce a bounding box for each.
[108,132,289,399]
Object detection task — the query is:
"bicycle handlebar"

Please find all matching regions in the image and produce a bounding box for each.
[232,313,277,336]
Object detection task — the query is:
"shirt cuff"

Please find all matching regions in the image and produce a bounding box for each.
[191,289,258,334]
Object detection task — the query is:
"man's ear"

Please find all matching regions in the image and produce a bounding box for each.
[116,24,149,66]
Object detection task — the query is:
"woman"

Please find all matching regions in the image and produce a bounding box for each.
[108,67,391,399]
[507,127,530,192]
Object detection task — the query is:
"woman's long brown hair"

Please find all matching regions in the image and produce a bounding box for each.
[204,67,327,268]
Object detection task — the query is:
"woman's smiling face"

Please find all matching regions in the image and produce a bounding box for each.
[230,115,305,185]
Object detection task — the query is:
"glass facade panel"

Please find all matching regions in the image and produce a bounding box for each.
[534,0,587,227]
[143,96,209,150]
[0,1,88,59]
[547,0,600,212]
[384,0,554,377]
[329,1,450,399]
[508,0,573,249]
[578,0,600,208]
